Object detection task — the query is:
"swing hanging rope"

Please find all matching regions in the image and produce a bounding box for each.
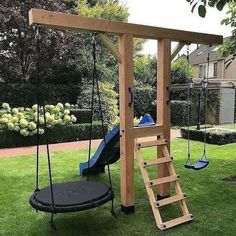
[185,44,192,167]
[29,29,115,227]
[87,33,115,215]
[184,45,210,170]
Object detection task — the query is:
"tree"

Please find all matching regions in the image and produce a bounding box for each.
[77,0,144,86]
[171,58,194,84]
[186,0,236,65]
[134,55,157,86]
[0,0,83,82]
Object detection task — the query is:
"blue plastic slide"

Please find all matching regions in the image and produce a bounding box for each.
[79,114,155,176]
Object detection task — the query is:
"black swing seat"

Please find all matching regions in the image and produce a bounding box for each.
[184,160,209,170]
[29,181,114,213]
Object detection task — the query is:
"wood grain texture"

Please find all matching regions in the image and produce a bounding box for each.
[157,39,171,197]
[29,9,223,44]
[119,34,134,208]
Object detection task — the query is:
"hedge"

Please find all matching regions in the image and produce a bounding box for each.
[180,126,236,145]
[171,100,196,126]
[70,109,91,124]
[0,82,81,107]
[0,122,105,148]
[134,85,156,119]
[171,87,221,124]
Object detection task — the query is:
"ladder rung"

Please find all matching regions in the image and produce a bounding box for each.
[143,157,172,168]
[149,175,179,187]
[162,214,193,230]
[136,139,167,148]
[155,194,186,208]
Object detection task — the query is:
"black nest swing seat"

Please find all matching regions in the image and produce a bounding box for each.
[29,181,114,213]
[29,30,115,226]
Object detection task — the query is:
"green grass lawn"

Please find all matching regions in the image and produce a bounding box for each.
[1,138,236,236]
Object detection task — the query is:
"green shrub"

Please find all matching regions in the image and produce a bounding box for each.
[0,122,105,148]
[171,88,221,124]
[180,126,236,145]
[171,100,196,126]
[78,82,118,130]
[134,85,156,118]
[70,109,91,124]
[0,82,81,107]
[171,58,194,84]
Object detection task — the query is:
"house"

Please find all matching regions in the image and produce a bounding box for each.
[189,37,236,80]
[172,38,236,124]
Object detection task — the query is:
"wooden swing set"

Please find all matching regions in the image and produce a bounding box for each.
[29,8,223,230]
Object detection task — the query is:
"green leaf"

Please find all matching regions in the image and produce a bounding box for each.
[208,0,218,7]
[198,5,206,17]
[216,0,226,11]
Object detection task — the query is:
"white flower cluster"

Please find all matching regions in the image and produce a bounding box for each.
[0,103,77,137]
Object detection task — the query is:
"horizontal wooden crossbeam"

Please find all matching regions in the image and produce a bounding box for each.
[29,9,223,44]
[133,125,163,138]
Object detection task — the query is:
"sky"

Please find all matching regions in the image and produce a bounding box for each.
[120,0,232,55]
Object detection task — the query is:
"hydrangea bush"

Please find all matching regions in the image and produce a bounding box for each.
[0,103,77,137]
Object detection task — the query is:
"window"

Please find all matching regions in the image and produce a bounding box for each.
[213,62,217,77]
[199,64,206,78]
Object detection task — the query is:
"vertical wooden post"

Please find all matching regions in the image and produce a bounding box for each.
[119,34,135,213]
[157,39,171,198]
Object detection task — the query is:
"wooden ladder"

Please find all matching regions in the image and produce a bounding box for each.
[134,136,193,230]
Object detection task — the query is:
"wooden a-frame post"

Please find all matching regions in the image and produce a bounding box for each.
[157,39,171,198]
[119,34,135,212]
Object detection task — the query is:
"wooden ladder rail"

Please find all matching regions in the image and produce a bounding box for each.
[134,138,193,230]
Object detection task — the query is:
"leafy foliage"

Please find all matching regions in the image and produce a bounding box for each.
[0,82,81,107]
[134,84,156,118]
[134,55,157,85]
[171,100,196,126]
[70,108,91,123]
[186,0,231,17]
[186,0,236,66]
[0,0,86,82]
[181,125,236,145]
[171,59,194,84]
[78,82,119,130]
[220,2,236,66]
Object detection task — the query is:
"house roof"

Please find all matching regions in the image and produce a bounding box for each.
[189,37,231,65]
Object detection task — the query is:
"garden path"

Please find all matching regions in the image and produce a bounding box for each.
[0,129,180,158]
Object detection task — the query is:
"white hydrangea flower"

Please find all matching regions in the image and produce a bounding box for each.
[20,118,28,128]
[0,118,8,124]
[64,109,70,115]
[28,122,37,131]
[7,122,14,131]
[64,115,71,122]
[14,126,20,132]
[12,108,18,114]
[32,104,38,110]
[65,103,70,108]
[57,103,64,109]
[12,117,19,123]
[71,115,77,123]
[39,128,44,135]
[2,103,10,109]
